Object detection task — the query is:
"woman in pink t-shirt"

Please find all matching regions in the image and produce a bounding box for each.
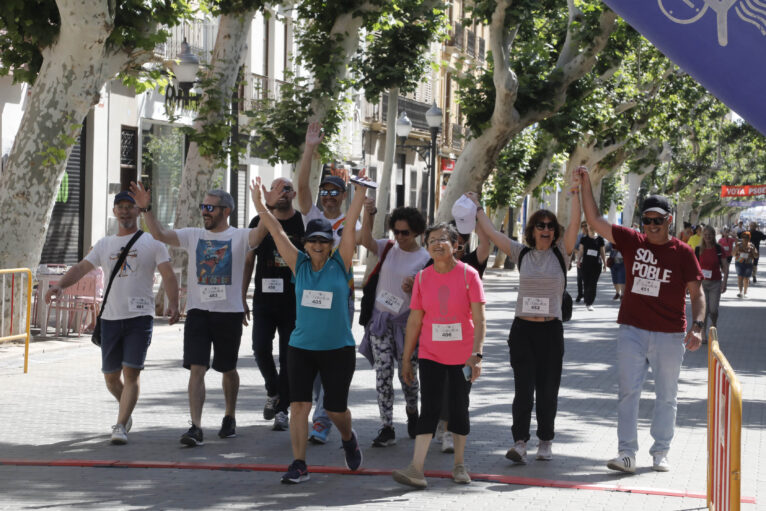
[392,223,486,489]
[696,225,728,342]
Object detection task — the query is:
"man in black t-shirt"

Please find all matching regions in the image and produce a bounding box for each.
[242,178,305,431]
[745,222,765,283]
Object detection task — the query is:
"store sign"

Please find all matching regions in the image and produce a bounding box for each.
[721,184,766,197]
[441,158,455,172]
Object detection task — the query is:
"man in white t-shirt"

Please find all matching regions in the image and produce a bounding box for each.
[46,191,180,445]
[131,182,258,447]
[296,122,362,444]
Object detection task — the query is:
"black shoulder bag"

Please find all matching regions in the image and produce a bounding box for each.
[359,240,395,326]
[518,245,572,322]
[92,230,144,346]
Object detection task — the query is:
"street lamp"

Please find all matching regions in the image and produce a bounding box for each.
[396,102,443,224]
[166,37,200,109]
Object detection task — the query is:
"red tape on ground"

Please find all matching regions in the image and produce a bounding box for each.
[0,458,755,504]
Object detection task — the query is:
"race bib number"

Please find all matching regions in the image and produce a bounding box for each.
[586,249,598,257]
[631,277,660,297]
[301,290,333,309]
[262,278,284,293]
[522,296,550,314]
[129,297,151,313]
[432,323,462,341]
[201,285,226,302]
[376,290,404,313]
[702,269,713,279]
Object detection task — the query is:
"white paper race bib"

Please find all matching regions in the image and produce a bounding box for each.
[129,297,151,313]
[200,285,226,302]
[376,290,404,313]
[262,278,284,293]
[586,249,598,257]
[522,296,550,314]
[702,269,713,279]
[301,290,333,309]
[631,277,660,297]
[432,323,462,341]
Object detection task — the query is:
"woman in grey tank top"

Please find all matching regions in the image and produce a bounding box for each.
[464,179,581,464]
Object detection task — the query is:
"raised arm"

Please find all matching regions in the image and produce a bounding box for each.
[574,167,615,244]
[247,213,270,251]
[464,192,514,257]
[129,181,180,246]
[564,175,582,254]
[157,261,180,325]
[474,220,491,265]
[296,122,323,215]
[360,196,378,253]
[250,178,300,273]
[338,176,368,269]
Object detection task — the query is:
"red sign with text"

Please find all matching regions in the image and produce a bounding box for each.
[720,184,766,197]
[441,158,455,172]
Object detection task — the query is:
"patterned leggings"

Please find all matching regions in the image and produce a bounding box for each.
[369,326,419,427]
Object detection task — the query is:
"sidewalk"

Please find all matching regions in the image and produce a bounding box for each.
[0,264,763,510]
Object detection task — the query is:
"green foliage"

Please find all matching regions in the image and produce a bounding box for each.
[483,126,547,209]
[599,172,622,213]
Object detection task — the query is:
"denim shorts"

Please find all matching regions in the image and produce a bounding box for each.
[735,262,753,278]
[100,315,153,373]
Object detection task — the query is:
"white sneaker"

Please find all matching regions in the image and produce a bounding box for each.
[652,454,670,472]
[606,453,636,473]
[434,420,446,442]
[536,440,552,460]
[441,431,454,453]
[110,424,128,445]
[586,305,594,311]
[126,416,132,433]
[743,293,748,299]
[505,440,527,464]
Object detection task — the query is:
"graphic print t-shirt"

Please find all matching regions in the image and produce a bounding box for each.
[85,233,170,320]
[612,225,702,333]
[176,226,251,313]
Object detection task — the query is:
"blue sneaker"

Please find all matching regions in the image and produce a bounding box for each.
[308,421,330,444]
[281,459,310,484]
[342,429,363,471]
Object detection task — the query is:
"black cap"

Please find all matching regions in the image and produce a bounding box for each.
[320,176,346,191]
[641,195,671,216]
[114,191,136,205]
[305,218,333,240]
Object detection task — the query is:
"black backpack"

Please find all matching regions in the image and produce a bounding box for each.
[518,245,573,322]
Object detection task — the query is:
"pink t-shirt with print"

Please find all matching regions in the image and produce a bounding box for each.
[410,261,485,365]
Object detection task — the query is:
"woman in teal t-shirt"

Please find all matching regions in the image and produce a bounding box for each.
[250,174,367,485]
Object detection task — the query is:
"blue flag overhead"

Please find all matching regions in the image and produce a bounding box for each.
[601,1,766,136]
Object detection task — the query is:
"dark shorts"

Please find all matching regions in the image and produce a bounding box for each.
[100,315,153,373]
[183,309,243,373]
[610,262,626,284]
[735,262,753,278]
[287,345,355,412]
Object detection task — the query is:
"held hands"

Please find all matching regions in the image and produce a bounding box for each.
[128,181,151,209]
[305,121,324,148]
[573,166,589,189]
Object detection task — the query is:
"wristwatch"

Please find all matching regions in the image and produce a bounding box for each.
[139,205,151,213]
[692,320,704,330]
[472,352,483,359]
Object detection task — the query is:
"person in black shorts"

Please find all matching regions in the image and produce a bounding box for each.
[242,177,304,431]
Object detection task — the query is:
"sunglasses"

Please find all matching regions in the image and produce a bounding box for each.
[319,189,341,197]
[273,185,293,193]
[535,221,556,231]
[641,216,667,226]
[199,203,226,212]
[392,229,411,236]
[306,237,332,244]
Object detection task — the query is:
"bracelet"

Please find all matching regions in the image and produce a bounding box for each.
[472,352,483,359]
[369,207,377,215]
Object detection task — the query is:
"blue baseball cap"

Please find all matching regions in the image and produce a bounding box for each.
[114,191,136,205]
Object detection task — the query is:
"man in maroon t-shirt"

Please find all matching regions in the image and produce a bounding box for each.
[576,167,705,474]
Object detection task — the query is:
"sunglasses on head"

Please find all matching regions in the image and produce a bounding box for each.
[319,189,341,197]
[199,203,225,212]
[535,221,556,231]
[641,216,667,226]
[392,229,411,236]
[306,237,332,244]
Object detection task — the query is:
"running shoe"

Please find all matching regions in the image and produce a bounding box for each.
[180,423,204,447]
[218,415,236,438]
[281,459,310,484]
[441,431,454,453]
[273,411,288,431]
[342,429,363,471]
[308,421,330,444]
[505,440,527,464]
[652,454,670,472]
[372,425,396,447]
[125,416,133,433]
[536,440,552,460]
[452,463,471,484]
[392,463,427,489]
[110,424,127,445]
[263,395,279,421]
[607,453,636,473]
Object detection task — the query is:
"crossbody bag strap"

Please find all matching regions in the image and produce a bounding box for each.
[552,246,568,285]
[99,230,143,319]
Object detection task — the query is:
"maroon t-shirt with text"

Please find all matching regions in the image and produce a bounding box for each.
[612,225,703,333]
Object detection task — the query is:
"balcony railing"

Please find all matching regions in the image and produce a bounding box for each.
[466,30,476,57]
[382,96,433,131]
[154,21,218,65]
[478,38,486,61]
[453,22,464,51]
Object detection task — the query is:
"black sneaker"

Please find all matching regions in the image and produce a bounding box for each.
[406,407,418,439]
[218,415,236,438]
[180,424,204,446]
[372,425,396,447]
[281,459,310,484]
[342,429,363,470]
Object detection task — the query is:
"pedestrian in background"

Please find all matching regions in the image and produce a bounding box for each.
[606,242,625,300]
[577,224,607,310]
[695,225,728,342]
[733,232,758,298]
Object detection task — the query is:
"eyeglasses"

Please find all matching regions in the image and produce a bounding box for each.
[641,216,667,226]
[199,203,226,212]
[319,189,341,197]
[306,237,332,244]
[392,229,411,237]
[535,222,556,231]
[427,237,452,246]
[274,185,293,193]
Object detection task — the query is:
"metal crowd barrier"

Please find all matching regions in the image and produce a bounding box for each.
[707,327,742,511]
[0,268,32,373]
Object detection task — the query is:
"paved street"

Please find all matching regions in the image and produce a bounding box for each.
[0,262,763,510]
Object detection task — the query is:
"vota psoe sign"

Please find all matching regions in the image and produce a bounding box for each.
[721,184,766,197]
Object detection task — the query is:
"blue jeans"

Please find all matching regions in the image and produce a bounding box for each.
[616,325,685,457]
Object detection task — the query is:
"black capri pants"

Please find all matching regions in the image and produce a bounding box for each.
[287,345,356,413]
[417,358,471,436]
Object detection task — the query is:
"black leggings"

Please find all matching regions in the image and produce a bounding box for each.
[287,345,356,412]
[508,318,564,442]
[581,263,602,306]
[417,358,471,436]
[252,304,294,413]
